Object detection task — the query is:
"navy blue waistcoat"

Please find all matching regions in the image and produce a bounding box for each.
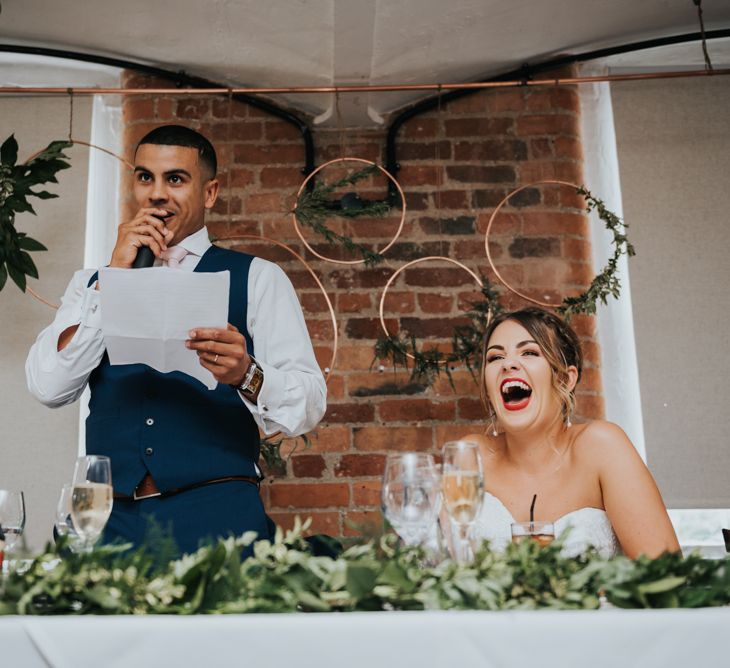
[86,246,260,496]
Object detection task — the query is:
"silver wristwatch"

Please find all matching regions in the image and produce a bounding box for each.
[234,357,264,397]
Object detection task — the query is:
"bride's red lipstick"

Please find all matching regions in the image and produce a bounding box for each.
[500,377,532,411]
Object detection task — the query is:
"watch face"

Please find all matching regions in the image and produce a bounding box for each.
[239,363,263,395]
[250,367,263,392]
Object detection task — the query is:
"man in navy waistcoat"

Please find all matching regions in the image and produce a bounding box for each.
[26,125,327,555]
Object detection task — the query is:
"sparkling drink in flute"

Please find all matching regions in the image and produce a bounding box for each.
[442,470,482,524]
[71,455,113,552]
[441,440,484,562]
[71,483,113,537]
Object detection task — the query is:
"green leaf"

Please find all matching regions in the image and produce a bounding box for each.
[345,563,378,599]
[296,590,330,612]
[17,236,47,252]
[17,251,39,279]
[29,190,58,200]
[6,197,35,215]
[7,262,26,292]
[0,134,18,166]
[27,140,72,166]
[636,576,686,595]
[378,560,416,592]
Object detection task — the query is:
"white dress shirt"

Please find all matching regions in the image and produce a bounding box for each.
[25,227,326,436]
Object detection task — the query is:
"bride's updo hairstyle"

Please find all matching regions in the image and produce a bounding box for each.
[480,307,583,423]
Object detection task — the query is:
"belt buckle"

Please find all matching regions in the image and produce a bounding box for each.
[133,488,161,501]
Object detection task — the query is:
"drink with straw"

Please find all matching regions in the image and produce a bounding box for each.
[510,494,555,547]
[511,520,555,546]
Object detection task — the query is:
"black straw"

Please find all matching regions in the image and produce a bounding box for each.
[529,494,537,532]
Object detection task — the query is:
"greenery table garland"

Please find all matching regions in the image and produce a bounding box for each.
[1,520,728,615]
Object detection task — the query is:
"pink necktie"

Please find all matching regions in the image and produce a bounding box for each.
[160,246,188,268]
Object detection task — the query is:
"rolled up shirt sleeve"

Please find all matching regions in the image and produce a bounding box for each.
[25,269,107,407]
[241,258,327,436]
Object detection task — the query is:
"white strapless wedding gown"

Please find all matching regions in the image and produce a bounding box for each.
[473,491,621,558]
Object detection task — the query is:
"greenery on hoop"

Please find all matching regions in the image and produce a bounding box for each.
[2,520,729,615]
[293,164,390,266]
[0,135,72,293]
[556,187,635,319]
[373,187,632,386]
[259,433,311,477]
[374,280,503,387]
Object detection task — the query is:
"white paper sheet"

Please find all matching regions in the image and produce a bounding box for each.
[98,267,230,389]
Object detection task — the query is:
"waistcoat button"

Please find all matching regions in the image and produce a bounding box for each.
[145,418,154,426]
[145,447,154,456]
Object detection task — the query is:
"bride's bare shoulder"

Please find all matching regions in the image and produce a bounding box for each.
[573,420,639,464]
[575,419,631,444]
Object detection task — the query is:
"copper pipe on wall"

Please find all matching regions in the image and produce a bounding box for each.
[0,67,728,96]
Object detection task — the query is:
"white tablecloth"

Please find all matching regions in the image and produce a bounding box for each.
[3,608,729,668]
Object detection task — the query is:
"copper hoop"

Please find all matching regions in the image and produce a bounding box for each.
[378,256,483,363]
[20,139,134,310]
[484,180,584,308]
[215,235,338,382]
[292,157,406,265]
[22,138,134,171]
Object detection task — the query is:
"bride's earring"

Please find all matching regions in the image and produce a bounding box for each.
[565,410,572,429]
[489,412,498,437]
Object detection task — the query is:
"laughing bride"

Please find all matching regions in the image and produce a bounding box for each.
[464,307,679,559]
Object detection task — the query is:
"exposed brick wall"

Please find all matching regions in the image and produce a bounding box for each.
[121,70,603,538]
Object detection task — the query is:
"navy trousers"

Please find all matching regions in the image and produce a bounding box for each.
[103,480,274,557]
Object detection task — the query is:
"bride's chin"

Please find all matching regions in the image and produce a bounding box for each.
[498,405,548,434]
[498,413,538,434]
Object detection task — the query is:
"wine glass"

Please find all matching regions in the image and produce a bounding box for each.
[55,484,84,553]
[441,440,484,563]
[381,453,441,548]
[0,490,26,561]
[70,455,113,552]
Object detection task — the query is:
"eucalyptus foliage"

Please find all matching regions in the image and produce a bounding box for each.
[2,520,728,615]
[294,164,390,266]
[374,280,503,387]
[556,188,635,319]
[259,433,311,476]
[0,135,72,293]
[372,187,633,387]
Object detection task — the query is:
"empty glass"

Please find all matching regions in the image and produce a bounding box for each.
[381,453,442,548]
[0,490,26,553]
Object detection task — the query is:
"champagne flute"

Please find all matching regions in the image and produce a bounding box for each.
[381,453,441,548]
[441,440,484,563]
[70,456,113,552]
[0,490,26,564]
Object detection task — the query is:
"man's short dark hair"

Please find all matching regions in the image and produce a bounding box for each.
[136,125,217,179]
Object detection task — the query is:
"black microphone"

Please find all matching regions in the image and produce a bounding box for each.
[131,246,155,268]
[132,213,168,268]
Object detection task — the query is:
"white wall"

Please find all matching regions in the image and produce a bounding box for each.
[611,75,730,508]
[578,79,645,458]
[0,96,92,551]
[0,55,121,551]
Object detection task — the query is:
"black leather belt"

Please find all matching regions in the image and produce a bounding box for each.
[113,473,261,501]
